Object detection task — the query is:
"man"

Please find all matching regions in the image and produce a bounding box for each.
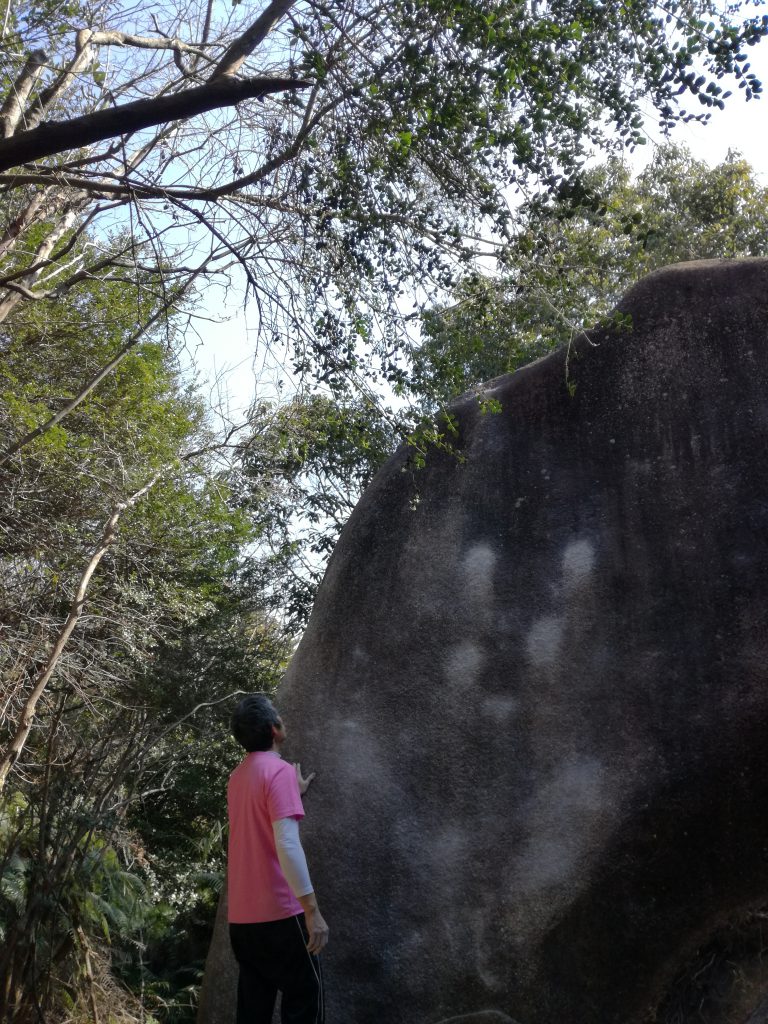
[228,693,329,1024]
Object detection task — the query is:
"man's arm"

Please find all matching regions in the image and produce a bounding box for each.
[273,817,329,954]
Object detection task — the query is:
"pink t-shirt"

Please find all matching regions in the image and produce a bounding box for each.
[227,751,305,923]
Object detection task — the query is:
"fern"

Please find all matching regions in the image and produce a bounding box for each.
[0,850,28,912]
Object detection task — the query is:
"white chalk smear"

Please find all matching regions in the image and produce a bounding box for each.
[525,614,564,667]
[444,640,485,688]
[562,538,595,588]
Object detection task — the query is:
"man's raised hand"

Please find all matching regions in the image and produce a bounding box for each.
[294,762,316,795]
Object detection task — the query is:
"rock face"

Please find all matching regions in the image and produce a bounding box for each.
[200,260,768,1024]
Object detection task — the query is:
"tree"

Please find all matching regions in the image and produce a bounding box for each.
[0,260,291,1022]
[412,145,768,408]
[238,393,400,629]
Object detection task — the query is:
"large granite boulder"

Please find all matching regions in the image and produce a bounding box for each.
[200,260,768,1024]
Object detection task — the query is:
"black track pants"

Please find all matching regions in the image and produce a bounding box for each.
[229,915,324,1024]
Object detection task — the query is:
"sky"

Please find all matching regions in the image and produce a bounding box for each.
[190,40,768,423]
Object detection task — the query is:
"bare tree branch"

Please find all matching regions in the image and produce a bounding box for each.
[0,202,121,287]
[0,188,50,260]
[22,31,97,133]
[0,75,310,174]
[0,279,39,300]
[88,30,210,61]
[200,0,216,49]
[0,202,83,320]
[0,48,48,138]
[213,0,298,78]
